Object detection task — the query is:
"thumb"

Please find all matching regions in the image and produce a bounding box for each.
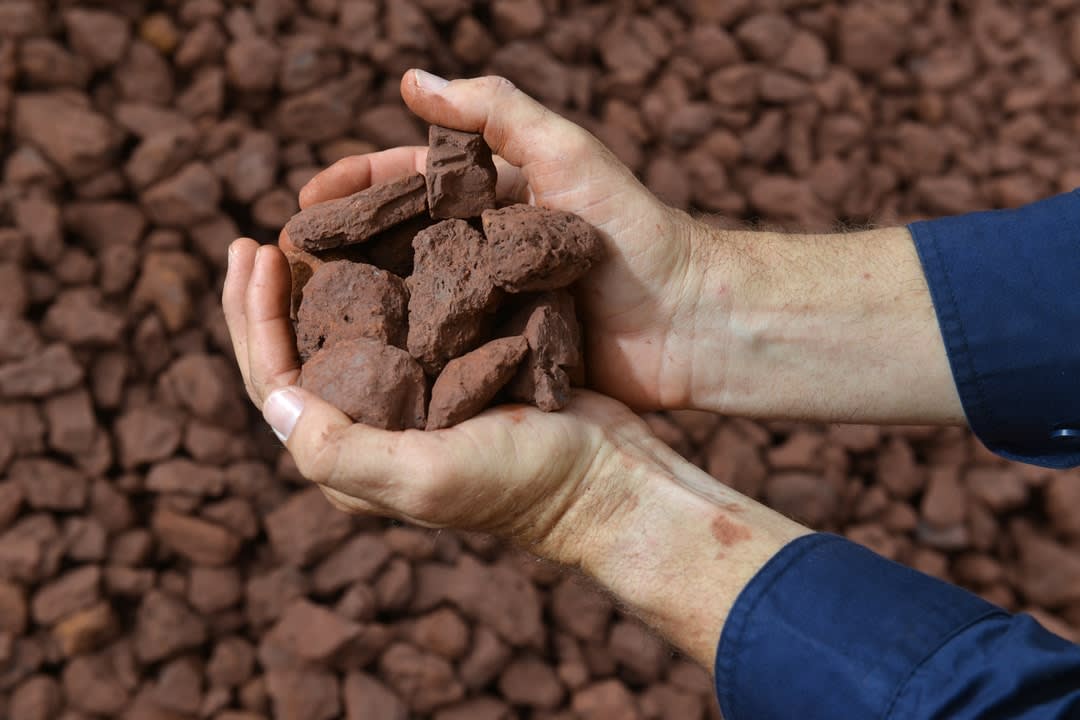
[401,70,618,177]
[262,385,422,511]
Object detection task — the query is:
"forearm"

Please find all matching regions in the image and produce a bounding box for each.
[572,434,809,667]
[686,221,964,425]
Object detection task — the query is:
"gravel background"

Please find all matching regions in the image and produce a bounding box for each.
[1,1,1079,718]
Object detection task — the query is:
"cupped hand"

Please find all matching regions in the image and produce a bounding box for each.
[222,238,668,567]
[291,70,720,410]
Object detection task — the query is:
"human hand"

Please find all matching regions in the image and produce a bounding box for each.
[290,70,724,411]
[221,237,808,668]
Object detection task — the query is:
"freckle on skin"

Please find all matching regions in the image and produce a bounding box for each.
[863,272,872,280]
[711,513,752,546]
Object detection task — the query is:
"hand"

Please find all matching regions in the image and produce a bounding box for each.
[221,237,807,670]
[291,70,721,410]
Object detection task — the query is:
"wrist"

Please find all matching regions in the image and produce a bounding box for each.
[691,224,963,424]
[576,431,809,668]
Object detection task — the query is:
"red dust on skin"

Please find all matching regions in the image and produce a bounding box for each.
[711,512,752,547]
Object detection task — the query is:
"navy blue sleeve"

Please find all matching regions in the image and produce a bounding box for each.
[715,534,1080,720]
[908,190,1080,469]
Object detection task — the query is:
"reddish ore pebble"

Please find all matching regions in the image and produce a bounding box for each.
[426,125,498,219]
[300,338,427,430]
[427,336,530,430]
[295,260,409,360]
[503,291,582,411]
[481,204,604,293]
[285,173,427,251]
[407,219,502,374]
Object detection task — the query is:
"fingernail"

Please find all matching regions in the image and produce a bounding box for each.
[264,387,304,443]
[414,68,449,91]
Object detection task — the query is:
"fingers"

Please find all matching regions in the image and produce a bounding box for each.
[401,70,596,171]
[244,245,301,407]
[299,146,427,209]
[297,146,531,210]
[263,386,425,511]
[223,239,259,399]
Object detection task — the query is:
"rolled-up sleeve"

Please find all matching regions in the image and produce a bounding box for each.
[715,534,1080,720]
[908,189,1080,468]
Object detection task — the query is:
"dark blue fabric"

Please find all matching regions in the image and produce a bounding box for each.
[715,534,1080,720]
[909,190,1080,469]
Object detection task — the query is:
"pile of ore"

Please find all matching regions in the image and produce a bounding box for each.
[0,1,1078,719]
[283,125,601,431]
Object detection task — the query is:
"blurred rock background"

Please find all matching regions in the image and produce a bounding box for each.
[1,1,1079,718]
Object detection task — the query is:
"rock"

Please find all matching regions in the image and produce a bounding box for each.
[407,219,502,374]
[134,590,207,663]
[264,599,359,663]
[427,336,529,429]
[62,654,130,716]
[10,458,88,512]
[53,602,116,656]
[409,607,470,660]
[286,173,427,251]
[264,487,353,567]
[445,555,544,648]
[426,126,497,219]
[503,291,582,411]
[114,405,182,468]
[344,672,407,720]
[63,8,131,68]
[311,533,392,594]
[481,204,603,293]
[378,642,465,713]
[608,619,667,683]
[152,509,242,566]
[499,655,565,709]
[13,93,121,179]
[141,162,223,226]
[265,668,340,720]
[572,680,642,720]
[0,343,84,399]
[31,565,101,625]
[296,261,409,360]
[966,467,1028,512]
[300,338,428,430]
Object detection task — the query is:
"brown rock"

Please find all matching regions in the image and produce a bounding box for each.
[115,405,182,468]
[152,509,241,566]
[134,590,207,663]
[503,291,582,411]
[141,162,223,226]
[499,655,565,709]
[426,126,497,219]
[1046,471,1080,536]
[296,261,409,360]
[410,607,470,660]
[427,336,529,429]
[246,566,310,628]
[311,533,392,594]
[43,389,97,455]
[921,467,968,529]
[264,487,353,567]
[378,642,465,713]
[609,619,667,683]
[445,555,544,648]
[434,697,513,720]
[735,13,794,61]
[62,653,130,715]
[839,4,906,74]
[407,219,502,373]
[573,680,642,720]
[14,93,121,180]
[482,204,603,293]
[344,671,407,720]
[1014,529,1080,607]
[459,624,512,690]
[265,599,359,663]
[10,674,62,720]
[551,574,612,643]
[63,9,131,68]
[207,637,255,688]
[765,472,838,528]
[266,669,340,720]
[42,288,125,346]
[31,565,101,625]
[10,458,88,512]
[300,338,428,430]
[0,343,84,399]
[286,174,427,251]
[53,602,116,656]
[966,467,1028,512]
[226,36,281,92]
[0,580,27,634]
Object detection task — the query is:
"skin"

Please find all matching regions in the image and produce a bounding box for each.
[222,72,964,670]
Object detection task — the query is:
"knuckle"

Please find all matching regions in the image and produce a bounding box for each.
[484,75,517,96]
[300,423,351,485]
[403,453,452,519]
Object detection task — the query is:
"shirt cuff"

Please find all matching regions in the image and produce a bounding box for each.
[908,189,1080,469]
[714,534,1004,720]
